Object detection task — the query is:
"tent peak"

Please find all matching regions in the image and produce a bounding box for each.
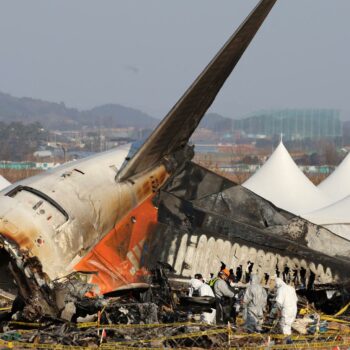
[243,140,331,215]
[318,151,350,202]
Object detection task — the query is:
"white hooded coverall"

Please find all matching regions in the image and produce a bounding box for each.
[275,278,298,335]
[189,279,216,324]
[243,274,267,332]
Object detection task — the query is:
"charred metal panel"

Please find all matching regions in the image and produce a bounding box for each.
[161,161,234,201]
[143,219,346,286]
[147,162,350,286]
[159,162,350,258]
[0,248,17,296]
[160,162,293,228]
[194,186,289,228]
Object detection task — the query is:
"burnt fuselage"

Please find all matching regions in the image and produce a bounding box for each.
[0,144,171,313]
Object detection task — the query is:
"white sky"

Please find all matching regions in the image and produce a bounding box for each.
[0,0,349,119]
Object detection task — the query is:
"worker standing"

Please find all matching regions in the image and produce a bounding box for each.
[209,274,219,288]
[242,274,267,332]
[213,269,236,324]
[189,278,216,324]
[274,277,298,335]
[189,274,204,296]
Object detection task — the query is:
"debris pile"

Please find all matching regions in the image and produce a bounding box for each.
[2,308,350,349]
[2,264,350,349]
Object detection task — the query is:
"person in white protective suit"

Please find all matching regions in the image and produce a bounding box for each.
[243,274,267,332]
[275,278,298,335]
[189,278,216,324]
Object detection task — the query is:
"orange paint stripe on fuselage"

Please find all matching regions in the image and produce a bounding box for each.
[74,195,158,295]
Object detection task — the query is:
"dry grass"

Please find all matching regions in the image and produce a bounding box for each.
[0,168,43,183]
[0,162,329,187]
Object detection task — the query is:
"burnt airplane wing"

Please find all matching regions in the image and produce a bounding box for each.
[118,0,277,180]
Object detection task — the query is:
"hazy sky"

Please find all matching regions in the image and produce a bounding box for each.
[1,0,349,119]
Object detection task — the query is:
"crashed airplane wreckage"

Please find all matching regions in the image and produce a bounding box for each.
[0,0,350,320]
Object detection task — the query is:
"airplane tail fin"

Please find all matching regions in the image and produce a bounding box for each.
[119,0,277,180]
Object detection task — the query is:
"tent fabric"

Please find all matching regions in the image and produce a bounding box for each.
[0,175,10,191]
[321,224,350,240]
[318,152,350,202]
[303,196,350,240]
[305,152,350,241]
[242,141,330,215]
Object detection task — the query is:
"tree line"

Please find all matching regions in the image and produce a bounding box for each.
[0,121,48,161]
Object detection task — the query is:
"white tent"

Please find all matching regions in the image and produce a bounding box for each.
[305,152,350,239]
[318,152,350,202]
[303,196,350,240]
[242,141,331,215]
[0,175,10,191]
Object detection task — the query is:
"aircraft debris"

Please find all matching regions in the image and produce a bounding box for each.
[1,276,350,349]
[0,0,282,316]
[147,162,350,290]
[1,6,350,350]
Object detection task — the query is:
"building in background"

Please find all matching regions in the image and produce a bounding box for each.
[233,109,342,141]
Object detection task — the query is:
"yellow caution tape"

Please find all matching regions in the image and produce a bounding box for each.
[0,331,350,350]
[0,340,97,349]
[231,340,350,350]
[321,315,350,324]
[0,307,11,311]
[8,321,44,328]
[76,322,98,328]
[100,305,106,316]
[77,320,205,329]
[230,332,340,340]
[0,340,349,350]
[6,318,350,350]
[99,336,350,350]
[334,301,350,317]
